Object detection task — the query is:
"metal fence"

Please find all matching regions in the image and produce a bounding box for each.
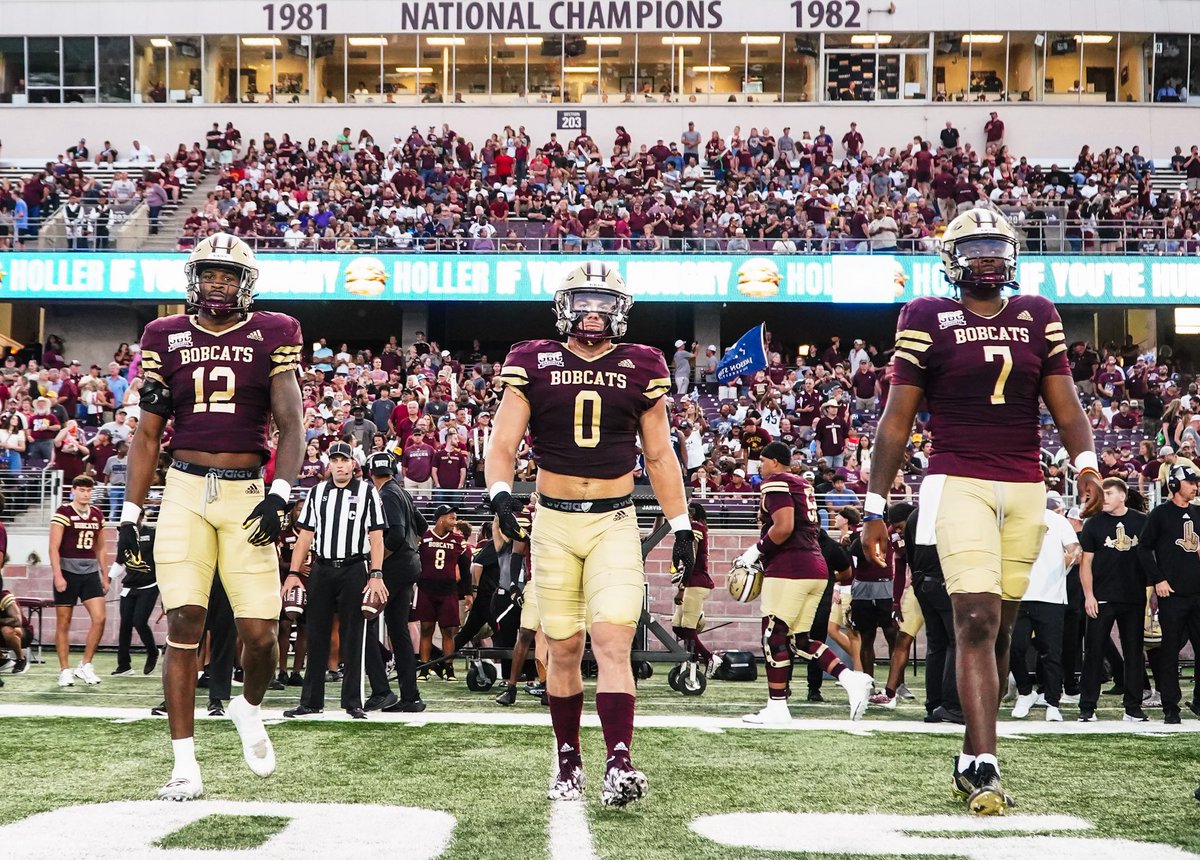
[1,468,63,526]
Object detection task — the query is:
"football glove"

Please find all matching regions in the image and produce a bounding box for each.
[242,494,290,547]
[511,579,526,607]
[733,546,762,569]
[117,522,151,575]
[670,565,685,587]
[671,528,695,580]
[489,490,528,541]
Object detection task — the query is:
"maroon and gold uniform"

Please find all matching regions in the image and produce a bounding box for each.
[497,339,671,638]
[415,528,467,628]
[50,502,105,606]
[758,472,829,632]
[139,311,303,618]
[0,589,34,647]
[891,294,1069,598]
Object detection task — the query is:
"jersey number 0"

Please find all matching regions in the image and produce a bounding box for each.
[574,391,601,448]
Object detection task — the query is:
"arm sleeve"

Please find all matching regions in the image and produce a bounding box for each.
[1137,510,1165,584]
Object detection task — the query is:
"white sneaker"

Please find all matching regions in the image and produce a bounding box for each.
[1045,705,1063,722]
[1012,692,1037,719]
[1059,693,1080,705]
[74,662,101,685]
[227,695,275,777]
[838,670,875,721]
[742,699,792,726]
[1144,690,1162,708]
[896,683,915,700]
[157,773,203,801]
[1003,672,1017,702]
[57,668,75,687]
[1033,692,1048,707]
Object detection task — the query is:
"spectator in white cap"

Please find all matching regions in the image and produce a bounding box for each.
[723,467,753,493]
[1157,446,1197,488]
[283,219,306,249]
[673,339,697,397]
[702,345,719,394]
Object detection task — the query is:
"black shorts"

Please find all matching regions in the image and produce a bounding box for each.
[54,571,105,606]
[848,597,893,633]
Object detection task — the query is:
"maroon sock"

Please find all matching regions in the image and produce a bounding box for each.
[548,692,583,770]
[594,691,635,767]
[691,636,713,664]
[795,636,845,680]
[765,663,792,698]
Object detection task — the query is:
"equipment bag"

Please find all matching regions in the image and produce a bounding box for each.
[716,650,758,681]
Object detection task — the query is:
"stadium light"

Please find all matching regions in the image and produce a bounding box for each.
[348,37,388,47]
[662,36,703,45]
[564,66,601,73]
[961,34,1004,45]
[1176,308,1200,334]
[694,66,732,73]
[394,67,434,73]
[585,36,623,45]
[242,37,282,47]
[850,34,892,45]
[426,37,466,46]
[150,38,172,48]
[504,37,544,46]
[740,36,781,45]
[1075,34,1114,44]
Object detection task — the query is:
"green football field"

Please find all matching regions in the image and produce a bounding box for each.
[3,651,1200,859]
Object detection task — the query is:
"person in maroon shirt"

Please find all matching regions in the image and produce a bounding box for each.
[1110,400,1140,431]
[741,414,772,475]
[851,359,880,413]
[53,420,89,483]
[814,401,851,467]
[1094,356,1125,405]
[737,442,873,724]
[414,505,469,680]
[27,397,60,461]
[723,468,754,493]
[841,122,864,160]
[401,428,437,491]
[983,111,1005,150]
[431,436,467,490]
[50,476,108,685]
[864,210,1100,814]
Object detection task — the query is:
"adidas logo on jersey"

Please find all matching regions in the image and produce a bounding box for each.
[1017,310,1033,321]
[618,358,636,369]
[245,483,261,495]
[247,329,264,341]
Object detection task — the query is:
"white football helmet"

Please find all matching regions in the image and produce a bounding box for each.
[184,232,259,317]
[553,261,633,345]
[727,560,764,604]
[939,208,1018,291]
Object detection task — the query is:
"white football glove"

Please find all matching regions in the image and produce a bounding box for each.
[734,547,762,568]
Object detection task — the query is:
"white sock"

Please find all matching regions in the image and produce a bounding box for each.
[172,737,199,776]
[957,753,976,771]
[975,753,999,773]
[237,696,261,717]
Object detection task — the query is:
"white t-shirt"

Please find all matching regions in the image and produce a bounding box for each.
[1023,509,1079,604]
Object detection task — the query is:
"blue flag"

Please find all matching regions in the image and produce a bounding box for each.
[717,323,768,383]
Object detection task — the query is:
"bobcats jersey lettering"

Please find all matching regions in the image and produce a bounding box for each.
[952,326,1031,344]
[548,369,628,388]
[176,345,255,365]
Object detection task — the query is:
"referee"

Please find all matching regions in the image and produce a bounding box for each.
[282,442,387,719]
[1136,463,1200,725]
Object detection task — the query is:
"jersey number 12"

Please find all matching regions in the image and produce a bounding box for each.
[192,367,237,413]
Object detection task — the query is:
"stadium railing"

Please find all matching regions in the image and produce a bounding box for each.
[1,469,64,526]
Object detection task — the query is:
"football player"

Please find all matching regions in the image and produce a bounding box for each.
[671,501,715,673]
[415,504,470,682]
[119,234,305,801]
[737,442,874,724]
[863,209,1101,814]
[485,261,695,807]
[49,475,107,687]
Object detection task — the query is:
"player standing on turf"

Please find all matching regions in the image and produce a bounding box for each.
[119,234,305,801]
[863,210,1101,814]
[485,261,694,808]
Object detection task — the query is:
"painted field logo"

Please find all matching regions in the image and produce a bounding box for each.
[0,801,456,860]
[690,812,1199,859]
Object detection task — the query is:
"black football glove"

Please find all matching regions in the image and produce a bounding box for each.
[117,522,151,575]
[511,579,526,607]
[488,491,528,542]
[242,494,290,547]
[672,528,695,580]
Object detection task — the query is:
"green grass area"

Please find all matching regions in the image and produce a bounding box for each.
[5,652,1200,858]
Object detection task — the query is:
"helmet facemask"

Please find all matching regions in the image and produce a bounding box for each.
[554,288,631,345]
[945,234,1017,293]
[185,261,257,318]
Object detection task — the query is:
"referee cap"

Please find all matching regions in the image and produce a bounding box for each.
[368,451,394,476]
[327,441,353,460]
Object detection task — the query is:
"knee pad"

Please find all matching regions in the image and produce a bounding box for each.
[762,616,794,668]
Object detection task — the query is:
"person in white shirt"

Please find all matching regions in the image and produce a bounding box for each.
[771,232,797,254]
[283,220,306,249]
[127,140,154,164]
[847,340,871,373]
[1009,496,1081,722]
[679,421,705,475]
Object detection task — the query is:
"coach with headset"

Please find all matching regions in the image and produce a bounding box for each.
[282,442,388,720]
[362,450,428,713]
[1136,462,1200,725]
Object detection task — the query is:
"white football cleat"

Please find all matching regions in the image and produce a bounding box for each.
[157,774,203,802]
[228,695,276,777]
[868,691,897,709]
[74,662,101,685]
[1011,692,1037,719]
[743,698,792,726]
[838,670,874,721]
[600,761,648,808]
[57,668,75,687]
[547,764,585,802]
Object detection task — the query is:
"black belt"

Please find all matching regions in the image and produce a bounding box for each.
[538,494,633,514]
[171,460,264,481]
[314,554,367,567]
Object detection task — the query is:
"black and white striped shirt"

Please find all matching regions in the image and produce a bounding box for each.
[296,477,386,561]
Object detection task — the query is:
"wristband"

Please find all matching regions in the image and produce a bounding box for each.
[1073,451,1099,474]
[667,513,691,533]
[270,479,293,502]
[488,481,513,500]
[864,492,887,516]
[368,569,383,580]
[863,512,885,522]
[119,501,143,525]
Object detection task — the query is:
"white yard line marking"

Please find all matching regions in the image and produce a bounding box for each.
[547,752,597,860]
[2,703,1198,736]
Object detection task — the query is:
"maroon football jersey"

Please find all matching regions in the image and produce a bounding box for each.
[684,520,714,589]
[759,472,828,580]
[890,295,1069,482]
[51,503,104,559]
[419,528,466,595]
[498,339,671,480]
[140,311,302,459]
